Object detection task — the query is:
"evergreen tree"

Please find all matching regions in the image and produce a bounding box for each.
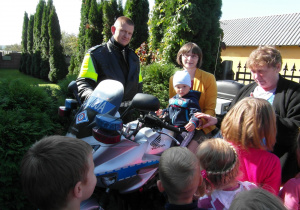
[148,0,166,50]
[20,12,29,73]
[21,12,29,54]
[153,0,222,77]
[69,0,92,75]
[32,0,46,78]
[26,15,35,75]
[117,0,123,16]
[102,0,120,42]
[40,0,53,80]
[124,0,149,50]
[48,7,68,82]
[85,0,103,50]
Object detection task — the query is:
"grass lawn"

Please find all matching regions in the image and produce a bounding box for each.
[0,68,59,89]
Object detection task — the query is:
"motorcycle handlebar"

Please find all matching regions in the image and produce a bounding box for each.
[142,114,181,133]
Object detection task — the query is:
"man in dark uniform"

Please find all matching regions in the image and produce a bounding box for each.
[76,16,142,122]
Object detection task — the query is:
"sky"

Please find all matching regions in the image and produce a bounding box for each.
[0,0,299,46]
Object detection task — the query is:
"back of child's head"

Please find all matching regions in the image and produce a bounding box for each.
[159,147,200,202]
[20,135,94,210]
[229,188,287,210]
[221,97,276,151]
[173,71,191,88]
[196,138,239,193]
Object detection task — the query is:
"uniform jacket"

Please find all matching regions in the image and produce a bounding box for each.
[76,38,142,102]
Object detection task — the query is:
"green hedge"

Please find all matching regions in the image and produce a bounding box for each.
[141,62,180,108]
[0,79,60,209]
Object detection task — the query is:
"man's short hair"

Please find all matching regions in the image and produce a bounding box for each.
[246,45,282,69]
[114,16,134,27]
[159,147,199,201]
[20,135,93,210]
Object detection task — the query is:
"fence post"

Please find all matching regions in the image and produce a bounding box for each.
[283,63,288,78]
[235,61,241,81]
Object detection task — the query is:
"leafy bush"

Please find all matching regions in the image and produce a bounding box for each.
[0,79,59,209]
[142,62,180,108]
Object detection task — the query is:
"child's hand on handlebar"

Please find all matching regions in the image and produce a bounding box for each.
[155,109,163,116]
[185,122,195,132]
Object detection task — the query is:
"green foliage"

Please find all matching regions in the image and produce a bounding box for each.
[39,0,53,81]
[142,62,179,108]
[21,12,29,54]
[148,0,165,50]
[53,74,78,106]
[27,15,34,54]
[31,0,46,78]
[20,53,28,73]
[149,0,223,78]
[48,8,68,82]
[33,0,45,51]
[25,54,32,75]
[124,0,149,50]
[85,0,103,50]
[61,31,78,57]
[102,0,119,42]
[0,79,59,209]
[32,51,42,78]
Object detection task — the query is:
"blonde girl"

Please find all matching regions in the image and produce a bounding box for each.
[196,138,256,210]
[221,97,281,195]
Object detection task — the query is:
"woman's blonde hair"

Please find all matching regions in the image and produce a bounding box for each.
[246,45,282,69]
[176,42,203,68]
[221,97,276,151]
[196,138,239,193]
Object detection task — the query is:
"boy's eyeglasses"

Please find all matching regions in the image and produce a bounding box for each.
[182,54,198,59]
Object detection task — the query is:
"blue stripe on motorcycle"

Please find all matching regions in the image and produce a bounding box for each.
[96,160,159,181]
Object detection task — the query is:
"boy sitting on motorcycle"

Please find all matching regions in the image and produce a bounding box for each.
[20,135,97,210]
[157,147,205,209]
[156,71,202,147]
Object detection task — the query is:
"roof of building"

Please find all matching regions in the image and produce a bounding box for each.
[220,13,300,46]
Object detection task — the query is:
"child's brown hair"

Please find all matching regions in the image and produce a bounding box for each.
[196,138,239,194]
[221,97,276,151]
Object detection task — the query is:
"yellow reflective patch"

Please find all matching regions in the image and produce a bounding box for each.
[139,69,143,82]
[78,53,98,81]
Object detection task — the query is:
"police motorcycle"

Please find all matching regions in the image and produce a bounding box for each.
[59,79,194,209]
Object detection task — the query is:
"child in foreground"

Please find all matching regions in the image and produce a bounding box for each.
[229,188,287,210]
[20,135,97,210]
[157,147,206,210]
[196,138,256,210]
[221,97,281,195]
[279,132,300,209]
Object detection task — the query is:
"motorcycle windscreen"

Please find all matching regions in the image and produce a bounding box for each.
[68,79,124,138]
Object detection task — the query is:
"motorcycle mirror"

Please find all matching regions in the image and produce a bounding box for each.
[131,93,160,111]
